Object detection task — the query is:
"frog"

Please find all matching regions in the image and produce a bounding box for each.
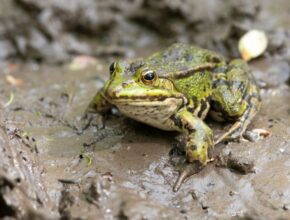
[87,43,261,191]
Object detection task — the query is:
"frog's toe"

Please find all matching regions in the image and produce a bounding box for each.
[215,125,244,144]
[227,128,249,141]
[216,131,250,145]
[228,131,243,141]
[239,136,250,142]
[173,162,202,192]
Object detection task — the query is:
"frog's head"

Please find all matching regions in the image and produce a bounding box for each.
[104,59,185,104]
[103,59,186,127]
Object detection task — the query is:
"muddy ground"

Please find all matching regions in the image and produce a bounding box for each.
[1,0,290,220]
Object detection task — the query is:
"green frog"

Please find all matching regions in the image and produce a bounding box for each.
[87,43,261,191]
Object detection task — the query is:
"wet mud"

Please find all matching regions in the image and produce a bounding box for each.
[1,0,290,219]
[0,59,290,219]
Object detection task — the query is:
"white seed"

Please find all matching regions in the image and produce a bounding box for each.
[238,30,268,61]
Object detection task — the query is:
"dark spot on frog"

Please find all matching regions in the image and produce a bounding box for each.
[185,54,193,61]
[199,71,205,76]
[207,145,213,158]
[189,145,197,151]
[187,106,195,113]
[170,115,183,129]
[169,146,185,157]
[122,82,132,88]
[197,100,208,118]
[184,124,196,133]
[111,91,117,97]
[208,56,221,63]
[212,78,230,89]
[129,60,145,72]
[213,66,227,74]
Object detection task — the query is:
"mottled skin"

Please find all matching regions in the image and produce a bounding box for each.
[87,43,261,191]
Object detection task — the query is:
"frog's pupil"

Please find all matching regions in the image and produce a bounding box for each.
[144,71,155,80]
[109,62,115,74]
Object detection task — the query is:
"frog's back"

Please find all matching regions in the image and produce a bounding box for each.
[146,44,225,101]
[146,43,225,78]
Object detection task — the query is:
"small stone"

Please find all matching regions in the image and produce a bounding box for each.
[239,30,268,61]
[244,128,270,142]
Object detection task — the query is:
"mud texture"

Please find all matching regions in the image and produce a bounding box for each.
[1,0,290,220]
[0,0,289,63]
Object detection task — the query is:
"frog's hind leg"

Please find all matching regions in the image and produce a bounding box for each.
[214,91,261,144]
[210,59,261,145]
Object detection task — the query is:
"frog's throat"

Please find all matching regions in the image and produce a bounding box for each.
[114,97,186,131]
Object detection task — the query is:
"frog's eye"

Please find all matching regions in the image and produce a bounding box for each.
[109,62,116,75]
[141,70,157,84]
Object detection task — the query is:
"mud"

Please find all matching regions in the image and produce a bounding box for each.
[0,0,289,63]
[1,0,290,220]
[0,57,289,219]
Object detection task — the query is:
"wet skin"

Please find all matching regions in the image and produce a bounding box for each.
[87,43,261,191]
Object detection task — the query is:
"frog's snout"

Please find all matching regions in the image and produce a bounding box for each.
[105,83,123,99]
[105,78,136,100]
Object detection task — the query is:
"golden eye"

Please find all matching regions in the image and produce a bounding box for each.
[109,62,116,75]
[141,70,157,84]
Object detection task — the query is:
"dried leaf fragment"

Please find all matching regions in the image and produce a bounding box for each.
[6,75,23,86]
[69,55,97,71]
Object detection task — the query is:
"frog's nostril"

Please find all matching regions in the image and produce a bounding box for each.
[122,80,134,88]
[122,82,129,87]
[109,86,123,98]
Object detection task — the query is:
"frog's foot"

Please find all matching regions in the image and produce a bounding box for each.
[173,147,214,192]
[169,109,214,191]
[215,119,254,145]
[173,162,202,192]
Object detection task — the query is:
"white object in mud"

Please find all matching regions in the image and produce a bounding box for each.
[238,30,268,61]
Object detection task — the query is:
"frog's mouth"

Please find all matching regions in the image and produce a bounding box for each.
[111,95,172,102]
[103,86,187,106]
[109,95,186,106]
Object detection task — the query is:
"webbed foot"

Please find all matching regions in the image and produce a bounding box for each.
[168,108,214,192]
[173,162,202,192]
[215,121,249,145]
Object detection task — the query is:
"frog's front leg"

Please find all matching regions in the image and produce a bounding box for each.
[77,89,112,133]
[86,88,112,114]
[211,59,261,144]
[169,108,214,191]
